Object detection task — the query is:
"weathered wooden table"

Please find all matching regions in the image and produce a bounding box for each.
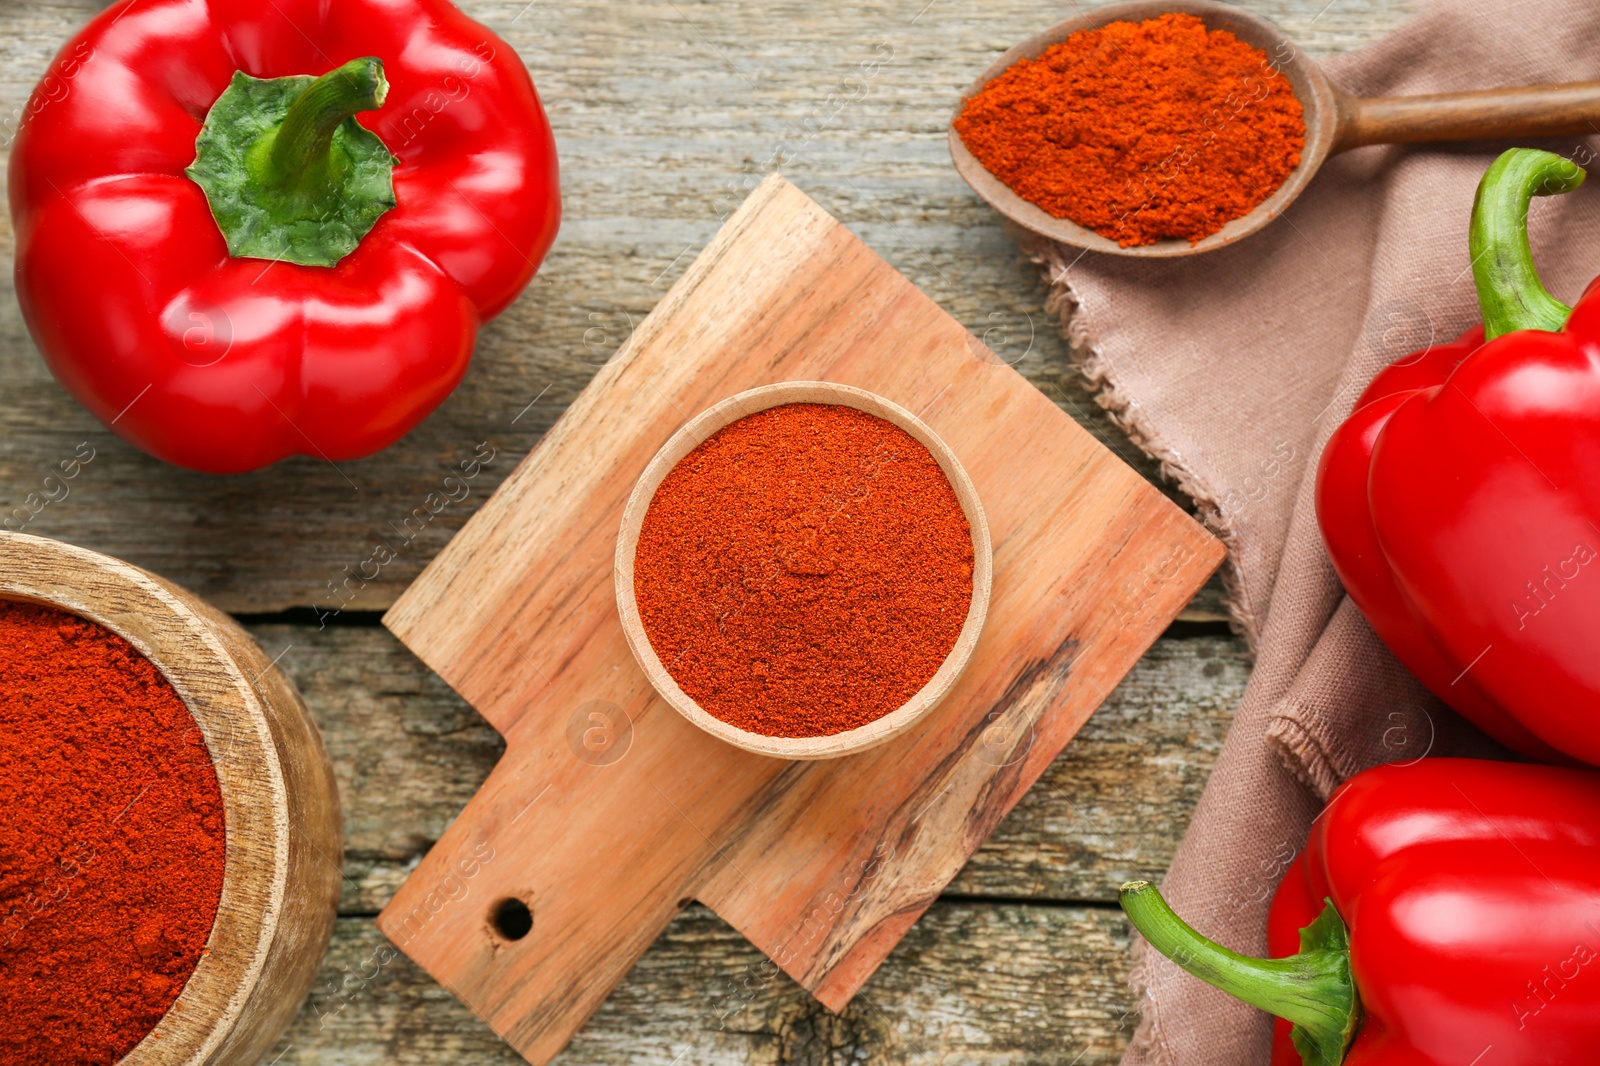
[0,1,1413,1061]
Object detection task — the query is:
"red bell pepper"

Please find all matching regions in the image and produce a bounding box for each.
[10,0,560,474]
[1122,758,1600,1065]
[1316,148,1600,766]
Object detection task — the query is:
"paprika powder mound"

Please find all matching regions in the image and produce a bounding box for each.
[633,403,974,738]
[0,600,225,1065]
[953,13,1305,247]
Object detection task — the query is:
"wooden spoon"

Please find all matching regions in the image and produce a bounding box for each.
[949,0,1600,258]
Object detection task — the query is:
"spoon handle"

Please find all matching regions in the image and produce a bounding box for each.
[1333,82,1600,154]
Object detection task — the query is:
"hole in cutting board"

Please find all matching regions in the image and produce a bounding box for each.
[490,897,533,941]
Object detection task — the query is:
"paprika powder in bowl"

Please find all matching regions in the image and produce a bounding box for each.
[0,531,341,1066]
[615,382,992,760]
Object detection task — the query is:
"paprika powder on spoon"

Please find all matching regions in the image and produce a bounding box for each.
[954,13,1306,246]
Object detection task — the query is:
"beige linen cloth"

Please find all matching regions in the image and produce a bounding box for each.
[1019,0,1600,1062]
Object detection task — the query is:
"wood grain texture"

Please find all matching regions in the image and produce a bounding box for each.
[248,625,1247,913]
[279,904,1135,1066]
[0,0,1417,1062]
[251,618,1238,1065]
[1336,81,1600,152]
[258,625,1244,1064]
[378,174,1221,1063]
[0,0,1412,616]
[0,533,342,1065]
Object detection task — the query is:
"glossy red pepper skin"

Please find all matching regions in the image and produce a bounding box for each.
[10,0,559,473]
[1316,288,1600,765]
[1266,759,1600,1065]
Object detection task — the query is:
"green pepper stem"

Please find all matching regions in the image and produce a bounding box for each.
[268,57,389,185]
[1470,148,1586,341]
[1119,882,1359,1066]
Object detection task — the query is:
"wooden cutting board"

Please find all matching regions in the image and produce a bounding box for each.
[377,174,1223,1064]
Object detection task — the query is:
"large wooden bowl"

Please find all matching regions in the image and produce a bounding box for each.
[614,381,992,760]
[0,531,342,1065]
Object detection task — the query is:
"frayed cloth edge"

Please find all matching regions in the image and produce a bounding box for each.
[1027,239,1262,650]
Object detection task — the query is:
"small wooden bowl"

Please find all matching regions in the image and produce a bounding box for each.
[0,531,342,1065]
[614,381,992,760]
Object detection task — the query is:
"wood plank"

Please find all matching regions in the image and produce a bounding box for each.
[249,624,1248,912]
[0,0,1415,1060]
[947,633,1243,899]
[1177,574,1231,624]
[272,904,1135,1066]
[260,621,1240,1062]
[0,0,1415,614]
[376,174,1220,1063]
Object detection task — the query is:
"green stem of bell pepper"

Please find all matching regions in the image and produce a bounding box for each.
[187,57,398,267]
[1471,148,1586,341]
[1119,881,1359,1066]
[265,57,390,189]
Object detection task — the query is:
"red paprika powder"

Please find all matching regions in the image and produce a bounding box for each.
[633,402,974,737]
[953,13,1305,247]
[0,601,225,1065]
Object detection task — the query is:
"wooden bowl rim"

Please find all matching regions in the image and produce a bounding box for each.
[947,0,1339,258]
[0,530,288,1066]
[614,381,993,761]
